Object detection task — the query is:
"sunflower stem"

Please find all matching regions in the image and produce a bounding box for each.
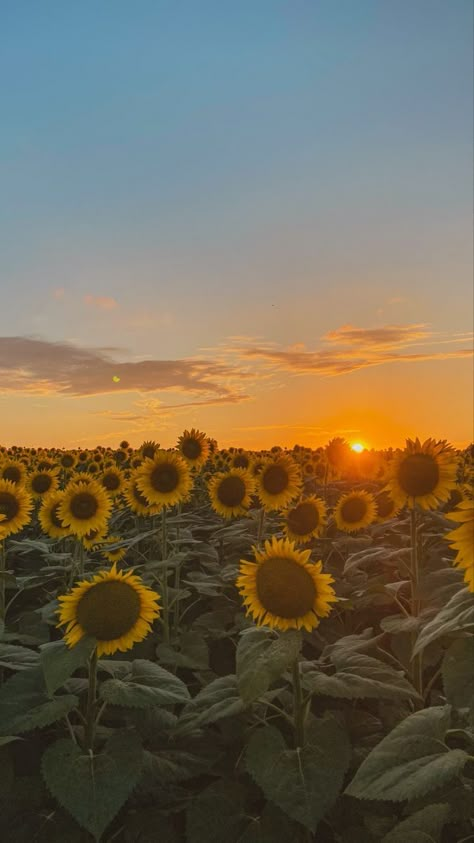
[292,657,306,748]
[173,503,182,634]
[78,538,85,576]
[256,508,266,545]
[0,539,5,621]
[84,648,98,752]
[161,506,170,643]
[410,503,423,697]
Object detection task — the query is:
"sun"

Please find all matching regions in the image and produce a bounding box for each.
[351,442,365,453]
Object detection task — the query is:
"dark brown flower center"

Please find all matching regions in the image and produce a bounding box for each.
[262,465,289,495]
[102,472,120,491]
[256,557,316,618]
[340,496,367,523]
[398,453,440,497]
[69,492,99,520]
[150,464,179,493]
[181,438,202,460]
[287,501,319,535]
[61,454,75,468]
[76,580,141,639]
[376,492,395,518]
[0,491,20,522]
[142,445,156,459]
[3,466,21,483]
[233,454,250,469]
[32,473,53,494]
[217,475,246,507]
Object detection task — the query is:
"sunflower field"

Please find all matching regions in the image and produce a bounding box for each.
[0,432,473,843]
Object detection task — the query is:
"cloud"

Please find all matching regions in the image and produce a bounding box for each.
[323,323,430,347]
[83,295,118,311]
[0,336,250,401]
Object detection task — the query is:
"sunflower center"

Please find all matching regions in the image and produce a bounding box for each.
[376,492,394,518]
[256,557,316,618]
[76,580,141,640]
[217,475,246,507]
[61,455,75,468]
[150,464,179,493]
[50,504,64,529]
[340,497,367,523]
[181,439,202,459]
[32,474,53,494]
[142,446,156,459]
[398,454,440,497]
[3,466,21,483]
[69,492,99,520]
[287,502,319,535]
[233,454,249,469]
[262,465,289,495]
[103,473,120,490]
[0,491,20,522]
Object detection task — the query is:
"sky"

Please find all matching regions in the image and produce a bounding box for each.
[1,1,472,451]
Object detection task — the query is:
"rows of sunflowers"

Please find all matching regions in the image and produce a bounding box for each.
[0,432,473,842]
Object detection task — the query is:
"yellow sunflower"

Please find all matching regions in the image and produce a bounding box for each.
[39,491,71,539]
[0,479,34,539]
[57,563,160,656]
[231,451,252,471]
[27,468,60,500]
[325,437,351,473]
[375,490,400,523]
[208,468,255,518]
[0,460,27,486]
[82,526,109,551]
[136,450,192,509]
[58,479,112,538]
[256,455,302,512]
[99,536,127,563]
[387,438,458,510]
[236,536,337,632]
[334,490,376,533]
[176,428,210,468]
[140,440,160,461]
[123,476,162,516]
[59,451,77,470]
[445,500,474,593]
[99,467,124,498]
[283,496,327,543]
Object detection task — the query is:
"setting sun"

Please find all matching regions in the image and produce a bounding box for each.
[351,443,365,453]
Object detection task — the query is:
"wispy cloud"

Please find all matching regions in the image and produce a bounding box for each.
[323,323,429,347]
[83,295,118,311]
[52,287,66,300]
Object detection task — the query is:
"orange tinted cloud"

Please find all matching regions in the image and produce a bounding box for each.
[83,294,118,310]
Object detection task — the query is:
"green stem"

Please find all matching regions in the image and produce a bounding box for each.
[410,503,423,697]
[78,539,85,576]
[292,658,305,748]
[257,508,266,545]
[0,539,5,621]
[161,506,169,643]
[173,503,182,634]
[84,648,98,752]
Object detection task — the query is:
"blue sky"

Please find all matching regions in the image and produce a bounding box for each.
[1,1,472,448]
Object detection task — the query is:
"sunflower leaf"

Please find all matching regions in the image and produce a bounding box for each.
[413,588,474,655]
[0,665,79,735]
[41,731,143,842]
[40,636,96,696]
[99,658,190,708]
[245,715,351,832]
[236,628,301,703]
[345,705,470,802]
[442,637,474,709]
[0,642,40,671]
[177,675,245,733]
[381,803,451,843]
[303,651,420,701]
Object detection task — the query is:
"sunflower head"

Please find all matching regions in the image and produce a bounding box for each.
[256,455,302,512]
[0,460,26,486]
[387,438,458,510]
[325,437,351,472]
[283,496,327,543]
[99,536,128,563]
[39,491,71,539]
[334,490,376,533]
[140,440,160,461]
[100,468,124,497]
[177,429,210,467]
[58,479,112,538]
[375,490,400,522]
[27,468,59,499]
[445,500,474,593]
[237,536,337,632]
[0,479,34,539]
[136,450,192,509]
[57,564,160,656]
[208,468,255,518]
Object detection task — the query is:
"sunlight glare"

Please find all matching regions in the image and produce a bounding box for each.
[351,442,365,453]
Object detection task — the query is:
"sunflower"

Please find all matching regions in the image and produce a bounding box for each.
[59,451,77,470]
[236,536,337,632]
[283,496,327,543]
[57,563,160,656]
[140,440,160,461]
[208,468,255,518]
[58,479,112,538]
[0,480,34,539]
[334,490,376,533]
[445,500,474,593]
[136,450,192,509]
[123,477,162,516]
[256,455,302,512]
[375,490,400,523]
[231,451,252,470]
[99,467,124,498]
[177,428,210,468]
[387,438,458,510]
[82,527,109,551]
[325,437,351,473]
[99,535,128,563]
[39,491,71,539]
[0,460,27,486]
[27,468,59,499]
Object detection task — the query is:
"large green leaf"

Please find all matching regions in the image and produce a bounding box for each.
[40,637,96,696]
[236,628,301,703]
[345,706,469,802]
[177,675,245,733]
[99,659,190,708]
[0,643,39,671]
[0,666,78,735]
[442,637,474,709]
[381,804,450,843]
[246,716,351,832]
[413,588,474,656]
[303,651,420,702]
[41,731,143,842]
